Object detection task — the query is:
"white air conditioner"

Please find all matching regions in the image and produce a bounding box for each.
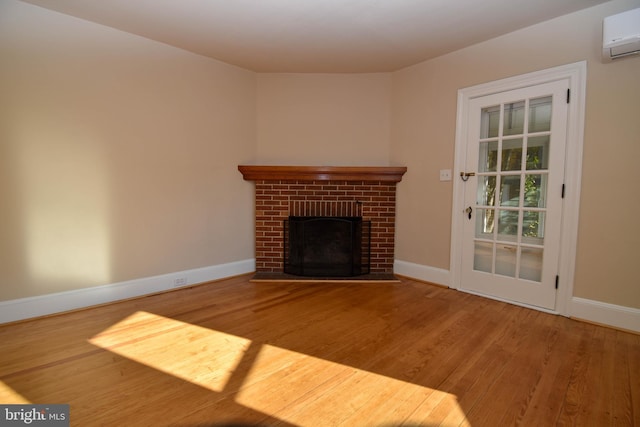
[602,7,640,62]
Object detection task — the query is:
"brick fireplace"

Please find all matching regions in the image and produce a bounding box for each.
[238,165,407,280]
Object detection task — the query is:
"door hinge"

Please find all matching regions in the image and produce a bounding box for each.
[566,89,571,104]
[555,275,559,289]
[561,184,565,198]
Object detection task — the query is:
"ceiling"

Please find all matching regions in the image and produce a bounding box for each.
[21,0,612,73]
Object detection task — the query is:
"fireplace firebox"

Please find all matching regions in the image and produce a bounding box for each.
[284,216,371,277]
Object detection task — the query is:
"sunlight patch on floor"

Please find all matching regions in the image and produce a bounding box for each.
[0,381,31,404]
[89,311,250,393]
[89,311,470,426]
[236,344,470,426]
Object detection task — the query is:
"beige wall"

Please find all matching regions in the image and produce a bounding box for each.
[391,0,640,308]
[255,73,392,166]
[0,1,256,300]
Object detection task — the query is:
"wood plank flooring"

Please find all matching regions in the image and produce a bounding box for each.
[1,274,638,426]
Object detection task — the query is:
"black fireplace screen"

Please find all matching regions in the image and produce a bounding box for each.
[284,216,371,277]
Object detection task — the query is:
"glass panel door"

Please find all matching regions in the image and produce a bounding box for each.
[460,79,569,310]
[474,96,551,282]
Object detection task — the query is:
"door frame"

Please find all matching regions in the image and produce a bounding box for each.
[450,61,587,316]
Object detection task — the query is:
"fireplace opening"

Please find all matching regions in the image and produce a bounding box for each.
[284,216,371,277]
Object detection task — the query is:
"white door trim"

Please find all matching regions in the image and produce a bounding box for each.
[450,61,587,316]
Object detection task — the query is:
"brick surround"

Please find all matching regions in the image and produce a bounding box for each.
[239,166,407,276]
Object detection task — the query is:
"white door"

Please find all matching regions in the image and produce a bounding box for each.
[459,80,569,310]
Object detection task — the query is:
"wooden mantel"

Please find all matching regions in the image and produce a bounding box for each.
[238,165,407,182]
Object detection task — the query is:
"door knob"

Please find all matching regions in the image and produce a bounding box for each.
[460,172,476,182]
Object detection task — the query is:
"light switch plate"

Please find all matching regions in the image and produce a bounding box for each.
[439,169,452,181]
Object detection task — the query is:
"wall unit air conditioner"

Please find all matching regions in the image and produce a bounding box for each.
[602,7,640,62]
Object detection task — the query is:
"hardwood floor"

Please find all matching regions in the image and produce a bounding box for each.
[1,274,638,426]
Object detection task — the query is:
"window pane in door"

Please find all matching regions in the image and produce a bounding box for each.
[496,245,517,277]
[475,208,495,237]
[474,242,493,273]
[522,211,545,239]
[528,96,552,133]
[503,101,525,136]
[524,174,547,208]
[497,209,519,241]
[520,247,543,282]
[499,175,521,206]
[502,138,523,171]
[480,105,500,138]
[526,136,550,170]
[477,176,497,206]
[478,140,498,172]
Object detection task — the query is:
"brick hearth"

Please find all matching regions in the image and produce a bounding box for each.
[238,166,407,278]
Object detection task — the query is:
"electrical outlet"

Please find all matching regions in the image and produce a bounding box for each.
[174,277,188,287]
[439,169,452,181]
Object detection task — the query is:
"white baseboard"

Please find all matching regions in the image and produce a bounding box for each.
[570,297,640,333]
[6,260,637,334]
[394,260,639,333]
[394,260,451,287]
[0,259,255,324]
